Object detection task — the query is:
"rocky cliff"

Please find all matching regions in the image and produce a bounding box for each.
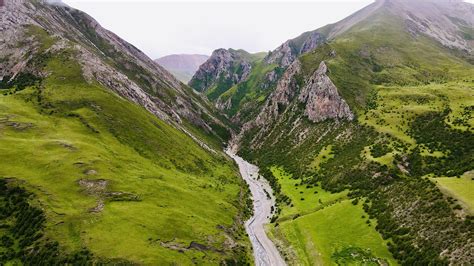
[189,49,251,93]
[234,59,354,150]
[265,31,326,67]
[298,61,353,122]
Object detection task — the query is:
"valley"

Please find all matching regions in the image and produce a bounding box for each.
[1,0,473,265]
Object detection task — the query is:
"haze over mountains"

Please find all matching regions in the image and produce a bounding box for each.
[0,0,473,265]
[155,54,209,83]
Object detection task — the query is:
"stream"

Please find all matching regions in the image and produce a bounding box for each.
[225,149,286,266]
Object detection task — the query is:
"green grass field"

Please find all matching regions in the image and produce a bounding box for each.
[0,49,249,264]
[432,172,474,214]
[360,82,474,145]
[309,145,334,171]
[268,167,396,265]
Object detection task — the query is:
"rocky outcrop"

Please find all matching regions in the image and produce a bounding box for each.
[254,60,352,127]
[189,48,252,93]
[264,41,295,68]
[215,96,233,111]
[298,61,353,122]
[265,31,325,67]
[233,60,353,150]
[255,60,302,125]
[300,32,326,54]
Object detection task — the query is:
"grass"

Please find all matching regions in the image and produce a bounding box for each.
[432,171,474,214]
[270,166,347,219]
[362,146,395,166]
[308,145,334,171]
[220,61,278,118]
[268,167,396,265]
[273,200,397,265]
[360,82,474,145]
[299,9,474,115]
[0,49,249,264]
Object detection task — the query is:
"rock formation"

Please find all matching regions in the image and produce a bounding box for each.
[298,61,354,122]
[189,48,252,93]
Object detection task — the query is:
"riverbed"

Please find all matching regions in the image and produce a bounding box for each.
[225,149,286,266]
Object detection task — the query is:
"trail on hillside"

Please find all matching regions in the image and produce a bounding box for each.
[225,149,286,266]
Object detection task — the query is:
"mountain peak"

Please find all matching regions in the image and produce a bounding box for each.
[189,48,254,95]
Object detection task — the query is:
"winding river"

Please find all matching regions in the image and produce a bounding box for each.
[225,149,286,266]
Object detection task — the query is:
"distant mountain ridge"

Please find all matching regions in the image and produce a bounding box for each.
[155,54,209,83]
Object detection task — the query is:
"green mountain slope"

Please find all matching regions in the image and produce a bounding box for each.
[189,48,269,118]
[232,0,474,264]
[0,0,251,264]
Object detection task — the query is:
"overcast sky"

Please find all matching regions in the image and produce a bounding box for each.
[62,0,474,59]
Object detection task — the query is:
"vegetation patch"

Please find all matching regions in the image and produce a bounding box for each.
[0,179,99,264]
[266,167,395,265]
[332,246,388,266]
[432,171,474,215]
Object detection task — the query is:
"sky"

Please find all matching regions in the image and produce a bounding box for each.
[62,0,474,59]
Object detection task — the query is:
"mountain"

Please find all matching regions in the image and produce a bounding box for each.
[0,0,251,264]
[189,48,268,118]
[191,0,474,124]
[225,0,474,264]
[155,54,209,83]
[2,0,474,265]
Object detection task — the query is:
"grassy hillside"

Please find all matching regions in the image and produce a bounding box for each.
[0,45,251,264]
[299,10,473,114]
[266,167,396,265]
[238,7,474,265]
[432,172,474,215]
[220,61,278,119]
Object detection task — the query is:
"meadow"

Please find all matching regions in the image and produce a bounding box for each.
[267,167,396,265]
[432,172,474,215]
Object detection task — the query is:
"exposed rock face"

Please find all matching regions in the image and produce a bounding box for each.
[390,0,474,54]
[189,48,251,93]
[0,0,227,141]
[253,60,352,129]
[300,32,326,54]
[255,60,301,125]
[233,60,353,150]
[264,41,295,68]
[230,60,302,149]
[215,96,233,111]
[298,61,353,122]
[265,31,325,67]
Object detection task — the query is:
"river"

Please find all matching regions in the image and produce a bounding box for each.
[225,149,286,266]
